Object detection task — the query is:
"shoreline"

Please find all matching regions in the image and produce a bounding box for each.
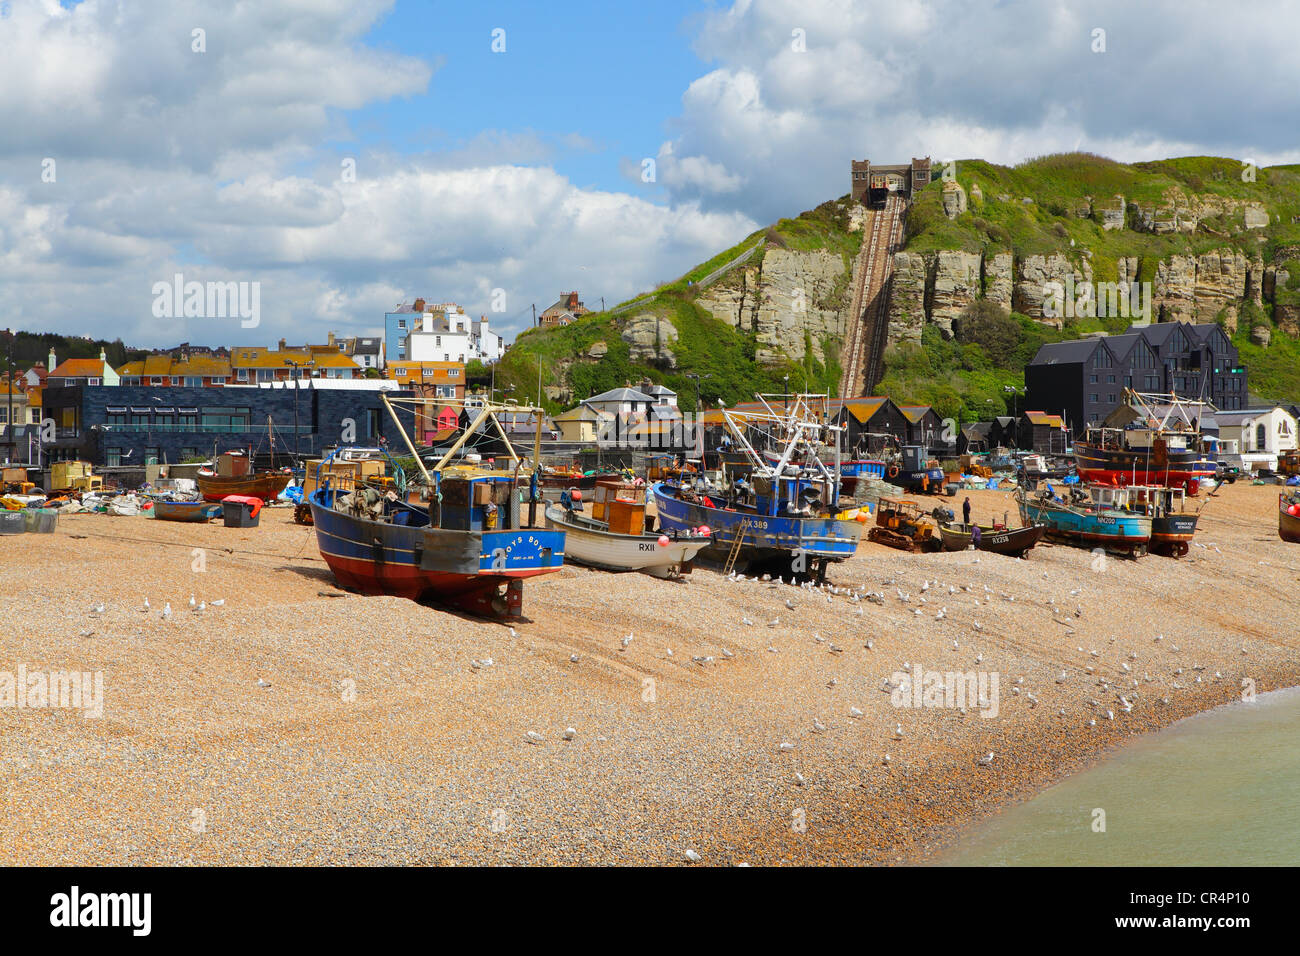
[2,482,1298,865]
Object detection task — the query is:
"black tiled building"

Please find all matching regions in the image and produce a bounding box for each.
[40,384,413,466]
[1025,322,1247,436]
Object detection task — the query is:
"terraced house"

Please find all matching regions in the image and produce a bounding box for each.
[117,347,232,387]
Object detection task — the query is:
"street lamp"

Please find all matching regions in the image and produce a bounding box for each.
[285,359,315,463]
[2,328,14,465]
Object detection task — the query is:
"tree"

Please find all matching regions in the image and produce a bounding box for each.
[953,300,1020,368]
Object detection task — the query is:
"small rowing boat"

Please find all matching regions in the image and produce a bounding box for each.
[938,521,1045,557]
[152,500,223,522]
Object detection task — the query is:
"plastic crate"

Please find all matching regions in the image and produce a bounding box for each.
[222,501,261,528]
[23,508,59,533]
[0,511,26,535]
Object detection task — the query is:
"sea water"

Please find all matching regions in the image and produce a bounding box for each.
[939,687,1300,866]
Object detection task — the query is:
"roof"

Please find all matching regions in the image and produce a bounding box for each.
[118,353,232,378]
[961,422,992,439]
[1029,339,1101,365]
[1216,407,1297,425]
[229,347,357,370]
[49,357,108,378]
[587,387,653,403]
[553,403,606,423]
[1103,333,1145,362]
[642,384,676,396]
[1023,411,1065,427]
[897,405,935,424]
[841,396,891,423]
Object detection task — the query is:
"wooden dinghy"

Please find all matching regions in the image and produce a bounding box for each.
[938,521,1044,557]
[152,500,223,522]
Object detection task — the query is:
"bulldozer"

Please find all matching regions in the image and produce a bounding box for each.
[867,497,943,552]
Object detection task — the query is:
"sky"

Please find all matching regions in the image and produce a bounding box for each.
[2,0,1299,351]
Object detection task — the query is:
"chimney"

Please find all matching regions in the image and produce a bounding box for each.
[327,331,335,347]
[413,298,426,313]
[567,292,579,310]
[48,348,56,371]
[278,338,287,351]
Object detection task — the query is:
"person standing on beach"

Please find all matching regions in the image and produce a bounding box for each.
[962,496,972,526]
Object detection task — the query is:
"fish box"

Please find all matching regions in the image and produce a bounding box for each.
[222,501,261,528]
[23,508,58,533]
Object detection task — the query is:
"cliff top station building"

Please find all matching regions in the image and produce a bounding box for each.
[850,158,932,206]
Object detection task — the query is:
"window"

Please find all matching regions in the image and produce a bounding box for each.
[106,448,121,467]
[1107,375,1115,383]
[256,369,274,382]
[366,408,380,438]
[395,367,406,377]
[448,368,459,378]
[1089,375,1098,384]
[185,377,202,388]
[86,377,101,386]
[150,377,163,386]
[436,385,456,398]
[178,412,197,429]
[398,319,406,329]
[1089,394,1099,404]
[1108,393,1116,403]
[131,412,149,427]
[181,447,197,459]
[236,368,249,382]
[1257,424,1267,448]
[145,447,159,466]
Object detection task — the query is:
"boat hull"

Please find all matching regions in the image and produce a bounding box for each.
[152,500,223,522]
[650,482,864,567]
[544,504,708,577]
[1151,514,1199,557]
[938,522,1045,557]
[308,490,566,617]
[1074,442,1204,492]
[197,472,292,502]
[1018,495,1152,556]
[1281,496,1300,544]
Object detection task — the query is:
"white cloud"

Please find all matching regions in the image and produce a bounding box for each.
[661,0,1300,221]
[0,0,758,348]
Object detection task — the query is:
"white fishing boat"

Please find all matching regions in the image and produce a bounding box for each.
[545,480,710,578]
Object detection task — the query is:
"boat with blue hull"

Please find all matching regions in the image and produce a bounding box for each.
[652,481,863,564]
[653,393,866,577]
[307,399,566,618]
[1015,485,1152,557]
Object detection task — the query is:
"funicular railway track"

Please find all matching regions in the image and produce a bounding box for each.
[839,193,907,396]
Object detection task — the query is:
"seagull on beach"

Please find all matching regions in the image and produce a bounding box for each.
[978,752,995,766]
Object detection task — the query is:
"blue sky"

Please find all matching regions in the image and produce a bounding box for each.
[350,1,708,198]
[2,0,1299,349]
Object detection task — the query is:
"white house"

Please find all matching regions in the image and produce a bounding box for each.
[584,387,654,419]
[404,305,505,365]
[1214,407,1298,471]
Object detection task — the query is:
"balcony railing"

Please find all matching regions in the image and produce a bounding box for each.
[99,423,315,434]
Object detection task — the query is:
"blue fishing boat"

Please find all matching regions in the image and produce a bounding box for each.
[883,445,946,494]
[1014,485,1151,556]
[308,401,566,618]
[653,394,865,578]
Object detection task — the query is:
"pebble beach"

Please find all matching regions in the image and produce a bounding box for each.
[2,481,1298,866]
